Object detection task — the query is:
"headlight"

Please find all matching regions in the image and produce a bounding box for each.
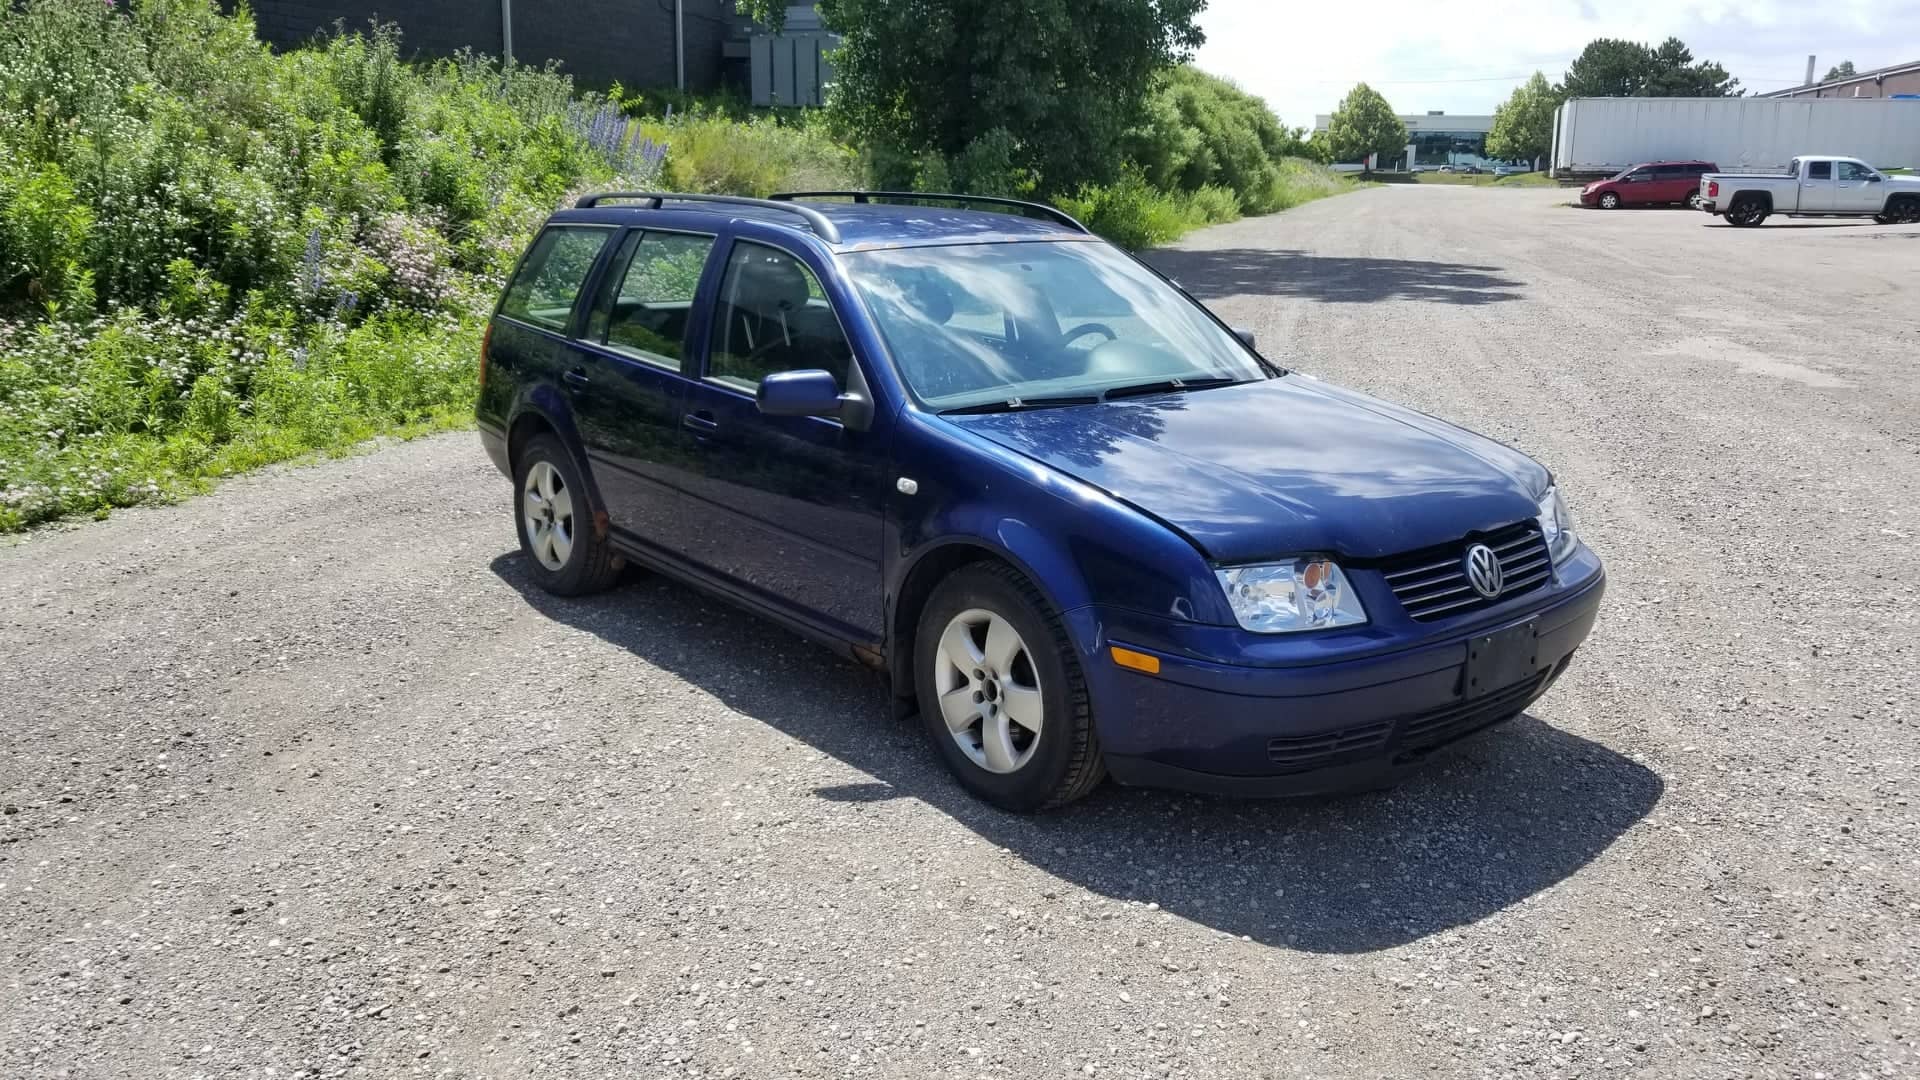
[1537,486,1577,564]
[1214,558,1367,633]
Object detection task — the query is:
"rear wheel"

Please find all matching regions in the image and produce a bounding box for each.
[914,563,1104,811]
[513,433,621,596]
[1685,191,1703,210]
[1597,192,1620,210]
[1726,197,1768,228]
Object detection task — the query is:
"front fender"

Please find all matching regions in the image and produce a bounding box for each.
[885,411,1229,696]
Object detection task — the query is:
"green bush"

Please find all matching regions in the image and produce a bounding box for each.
[0,0,661,529]
[1124,66,1313,214]
[1056,170,1197,250]
[651,113,862,197]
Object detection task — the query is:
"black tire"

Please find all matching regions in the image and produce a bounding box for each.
[914,562,1104,811]
[1597,192,1620,210]
[1726,197,1768,228]
[512,432,621,596]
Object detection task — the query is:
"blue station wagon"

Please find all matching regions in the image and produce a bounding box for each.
[477,191,1605,811]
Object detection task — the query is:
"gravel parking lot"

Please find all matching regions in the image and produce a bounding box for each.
[3,186,1916,1079]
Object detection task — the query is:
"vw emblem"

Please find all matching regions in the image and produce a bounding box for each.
[1463,543,1504,598]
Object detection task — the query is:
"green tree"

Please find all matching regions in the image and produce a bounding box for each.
[1486,72,1559,166]
[742,0,1206,195]
[1824,61,1856,82]
[1325,83,1405,171]
[1122,65,1310,205]
[1560,37,1740,98]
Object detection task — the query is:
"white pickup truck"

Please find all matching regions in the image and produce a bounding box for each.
[1699,155,1920,227]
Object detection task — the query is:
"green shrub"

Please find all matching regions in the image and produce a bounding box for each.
[1056,170,1197,250]
[655,114,861,197]
[1124,66,1313,214]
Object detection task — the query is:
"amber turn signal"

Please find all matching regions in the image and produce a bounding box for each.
[1110,646,1161,675]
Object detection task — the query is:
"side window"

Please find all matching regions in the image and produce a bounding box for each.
[1806,160,1833,181]
[1837,161,1874,182]
[1652,166,1681,181]
[500,226,611,332]
[706,242,852,392]
[588,230,716,369]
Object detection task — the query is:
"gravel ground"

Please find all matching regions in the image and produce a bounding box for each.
[3,186,1916,1079]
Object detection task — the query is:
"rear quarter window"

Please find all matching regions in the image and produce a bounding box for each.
[500,226,613,332]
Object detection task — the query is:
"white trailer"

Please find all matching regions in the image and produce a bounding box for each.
[1551,97,1920,178]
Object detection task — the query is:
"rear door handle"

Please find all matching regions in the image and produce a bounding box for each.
[682,410,719,435]
[563,367,590,388]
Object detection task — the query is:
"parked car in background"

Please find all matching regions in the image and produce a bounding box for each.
[1580,161,1717,209]
[477,191,1606,811]
[1492,165,1521,177]
[1700,156,1920,227]
[1436,164,1456,173]
[1457,164,1483,175]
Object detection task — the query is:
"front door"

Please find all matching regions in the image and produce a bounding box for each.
[1619,167,1656,204]
[674,237,888,644]
[571,228,719,549]
[1834,160,1881,212]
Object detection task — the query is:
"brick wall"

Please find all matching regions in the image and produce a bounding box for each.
[243,0,738,91]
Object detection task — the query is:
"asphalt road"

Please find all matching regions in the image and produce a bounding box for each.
[4,187,1916,1079]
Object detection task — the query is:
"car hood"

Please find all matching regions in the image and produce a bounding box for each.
[942,375,1550,563]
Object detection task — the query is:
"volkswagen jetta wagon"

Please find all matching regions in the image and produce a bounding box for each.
[477,191,1605,811]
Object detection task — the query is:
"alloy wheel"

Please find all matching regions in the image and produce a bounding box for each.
[933,608,1045,774]
[522,460,574,571]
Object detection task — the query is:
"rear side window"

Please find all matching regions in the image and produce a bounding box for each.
[586,230,716,369]
[706,242,852,392]
[1806,160,1833,180]
[500,226,612,332]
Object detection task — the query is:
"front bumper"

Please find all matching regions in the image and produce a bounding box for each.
[1074,547,1606,797]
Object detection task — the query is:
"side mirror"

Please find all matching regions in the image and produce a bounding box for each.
[756,368,871,430]
[1232,327,1257,350]
[1866,173,1883,182]
[757,369,845,418]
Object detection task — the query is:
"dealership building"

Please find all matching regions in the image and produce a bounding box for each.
[1313,111,1525,171]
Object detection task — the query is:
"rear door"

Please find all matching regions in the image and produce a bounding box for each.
[1649,165,1689,203]
[491,222,618,452]
[672,235,889,644]
[1799,159,1836,211]
[570,227,720,548]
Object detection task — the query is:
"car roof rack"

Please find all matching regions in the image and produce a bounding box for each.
[770,191,1090,235]
[570,192,842,244]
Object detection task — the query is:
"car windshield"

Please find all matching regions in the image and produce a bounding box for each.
[842,240,1271,411]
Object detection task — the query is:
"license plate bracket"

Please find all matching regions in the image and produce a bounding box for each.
[1465,620,1539,699]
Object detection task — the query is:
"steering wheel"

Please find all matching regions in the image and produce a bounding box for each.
[1058,322,1118,348]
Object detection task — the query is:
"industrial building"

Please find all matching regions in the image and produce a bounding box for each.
[1764,59,1920,101]
[1312,112,1522,172]
[239,0,838,104]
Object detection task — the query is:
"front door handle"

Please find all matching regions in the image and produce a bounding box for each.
[682,410,719,435]
[563,367,590,389]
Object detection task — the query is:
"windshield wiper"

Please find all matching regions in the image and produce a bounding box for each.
[1101,376,1245,401]
[939,394,1103,415]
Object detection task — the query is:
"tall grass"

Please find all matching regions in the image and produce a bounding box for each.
[1059,160,1358,249]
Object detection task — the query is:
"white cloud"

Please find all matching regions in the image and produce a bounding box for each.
[1192,0,1903,126]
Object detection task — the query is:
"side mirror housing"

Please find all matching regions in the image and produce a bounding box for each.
[1232,327,1257,350]
[756,368,871,430]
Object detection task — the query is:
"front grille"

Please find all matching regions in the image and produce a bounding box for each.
[1379,521,1551,621]
[1264,667,1555,772]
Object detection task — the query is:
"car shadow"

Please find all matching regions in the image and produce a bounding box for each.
[490,554,1661,954]
[1142,248,1525,306]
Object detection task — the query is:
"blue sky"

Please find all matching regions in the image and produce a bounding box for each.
[1191,0,1910,125]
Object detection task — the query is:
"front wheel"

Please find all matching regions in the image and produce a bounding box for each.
[914,564,1104,811]
[1597,192,1620,210]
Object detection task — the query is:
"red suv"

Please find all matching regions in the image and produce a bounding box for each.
[1580,161,1718,209]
